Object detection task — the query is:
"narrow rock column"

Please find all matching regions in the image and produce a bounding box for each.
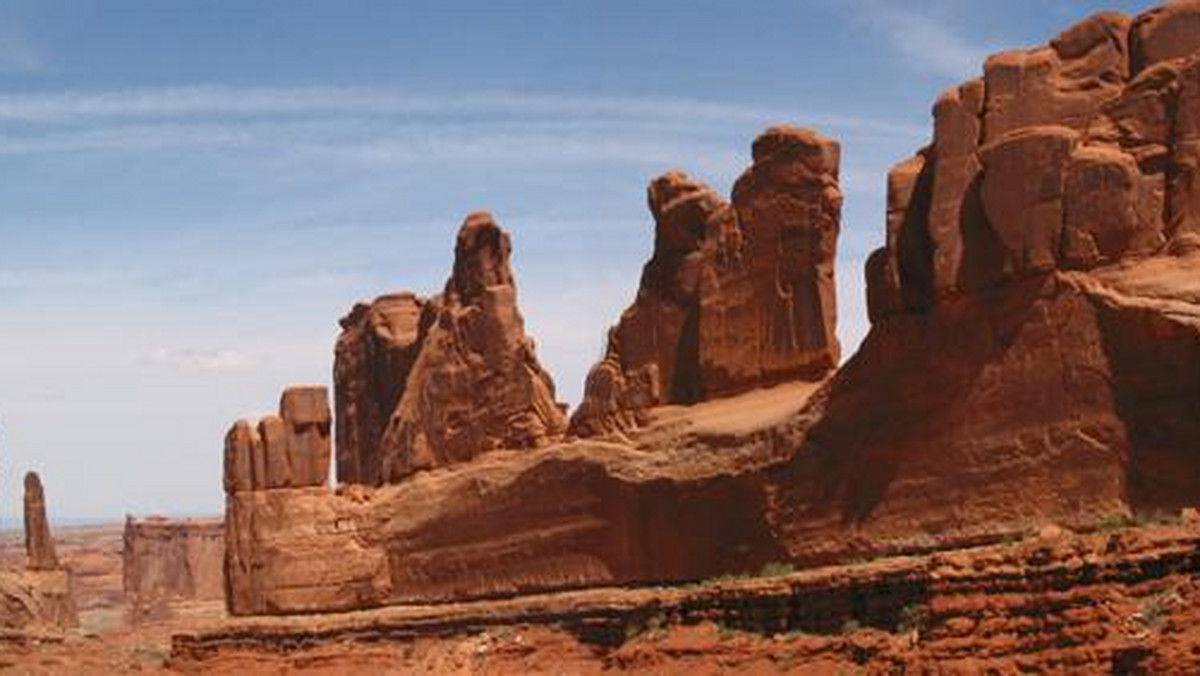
[24,471,60,571]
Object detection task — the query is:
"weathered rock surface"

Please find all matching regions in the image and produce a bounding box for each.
[571,126,841,437]
[222,386,331,492]
[335,213,567,484]
[218,5,1200,619]
[219,247,1200,615]
[24,472,59,572]
[123,516,224,623]
[334,292,425,487]
[222,381,823,615]
[173,525,1200,674]
[0,569,76,632]
[871,4,1200,314]
[845,5,1200,554]
[0,472,78,632]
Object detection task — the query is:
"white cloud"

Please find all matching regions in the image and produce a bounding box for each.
[0,85,925,139]
[148,347,258,373]
[845,0,995,79]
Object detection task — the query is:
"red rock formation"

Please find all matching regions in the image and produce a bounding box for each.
[24,472,59,572]
[223,385,331,493]
[334,293,425,487]
[173,525,1200,674]
[218,5,1200,619]
[122,516,224,622]
[0,471,77,631]
[845,5,1200,549]
[334,212,567,484]
[571,126,841,437]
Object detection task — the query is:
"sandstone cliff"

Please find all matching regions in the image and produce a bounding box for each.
[218,4,1200,618]
[174,524,1200,673]
[571,127,841,437]
[335,212,567,484]
[838,4,1200,550]
[122,516,224,622]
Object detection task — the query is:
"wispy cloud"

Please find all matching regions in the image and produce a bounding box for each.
[841,0,995,79]
[0,85,926,138]
[147,348,257,373]
[0,85,926,180]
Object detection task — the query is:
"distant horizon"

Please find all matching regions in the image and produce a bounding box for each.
[0,0,1160,521]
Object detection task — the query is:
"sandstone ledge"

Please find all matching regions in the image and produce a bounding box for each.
[172,524,1200,673]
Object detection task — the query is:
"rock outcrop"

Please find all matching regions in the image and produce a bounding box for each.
[24,472,59,572]
[173,525,1200,674]
[869,4,1200,317]
[222,386,331,493]
[570,127,841,437]
[223,386,333,614]
[122,516,224,622]
[335,212,567,484]
[217,4,1200,619]
[847,5,1200,545]
[0,471,77,631]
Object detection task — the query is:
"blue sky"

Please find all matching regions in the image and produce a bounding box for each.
[0,0,1158,522]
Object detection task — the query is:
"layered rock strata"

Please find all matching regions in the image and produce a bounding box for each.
[571,126,842,437]
[334,213,567,484]
[122,516,224,622]
[173,525,1200,673]
[223,386,332,614]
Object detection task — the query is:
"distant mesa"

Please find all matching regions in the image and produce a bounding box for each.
[122,516,224,624]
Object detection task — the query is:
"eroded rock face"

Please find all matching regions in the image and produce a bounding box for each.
[869,5,1200,318]
[334,293,426,486]
[122,516,224,622]
[571,126,841,437]
[849,5,1200,546]
[172,527,1200,674]
[24,472,59,572]
[222,386,331,492]
[218,5,1200,618]
[335,213,567,484]
[1,471,77,631]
